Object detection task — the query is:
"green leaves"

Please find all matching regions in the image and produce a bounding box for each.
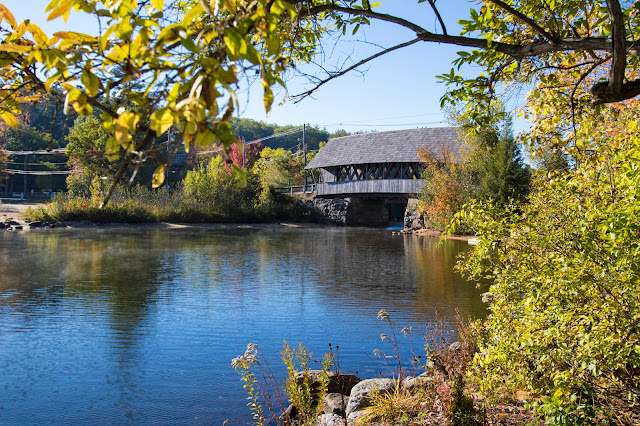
[150,108,175,136]
[457,125,640,421]
[115,111,140,147]
[152,164,166,188]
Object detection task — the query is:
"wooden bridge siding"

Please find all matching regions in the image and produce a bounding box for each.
[315,179,425,196]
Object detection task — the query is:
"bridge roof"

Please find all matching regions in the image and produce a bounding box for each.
[305,127,461,169]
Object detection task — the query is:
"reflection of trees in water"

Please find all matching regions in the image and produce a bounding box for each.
[0,228,487,337]
[0,231,165,341]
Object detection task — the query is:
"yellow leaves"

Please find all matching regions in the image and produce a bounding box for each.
[0,3,17,29]
[115,111,140,147]
[152,164,166,188]
[0,110,17,127]
[46,0,73,22]
[263,85,273,115]
[0,43,30,54]
[150,108,176,136]
[194,127,216,146]
[151,0,164,11]
[105,137,120,161]
[81,68,101,97]
[224,27,247,60]
[65,88,93,116]
[270,0,296,19]
[27,23,48,46]
[219,0,239,13]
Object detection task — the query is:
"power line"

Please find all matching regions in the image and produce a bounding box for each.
[317,112,445,125]
[317,120,446,127]
[197,126,305,155]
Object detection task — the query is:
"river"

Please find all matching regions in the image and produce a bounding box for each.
[0,226,486,424]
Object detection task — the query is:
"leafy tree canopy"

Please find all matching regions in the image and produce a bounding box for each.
[0,0,638,204]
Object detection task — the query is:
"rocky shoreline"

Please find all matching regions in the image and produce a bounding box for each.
[285,370,437,425]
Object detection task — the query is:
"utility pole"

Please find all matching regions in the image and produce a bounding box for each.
[242,139,246,170]
[302,124,306,191]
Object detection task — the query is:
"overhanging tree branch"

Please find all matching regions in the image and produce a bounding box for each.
[426,0,447,36]
[298,3,640,104]
[606,0,626,93]
[485,0,556,42]
[290,37,421,102]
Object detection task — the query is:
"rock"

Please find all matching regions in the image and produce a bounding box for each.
[280,404,298,424]
[345,378,396,417]
[403,198,425,230]
[6,220,20,226]
[449,341,461,351]
[318,413,348,426]
[295,371,362,395]
[403,374,433,391]
[468,237,480,246]
[9,225,22,230]
[481,292,494,304]
[346,409,369,421]
[307,199,349,225]
[324,393,348,416]
[28,221,46,228]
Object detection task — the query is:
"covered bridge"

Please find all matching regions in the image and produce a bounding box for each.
[304,127,461,225]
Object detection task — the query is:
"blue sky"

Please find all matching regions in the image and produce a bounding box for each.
[2,1,529,134]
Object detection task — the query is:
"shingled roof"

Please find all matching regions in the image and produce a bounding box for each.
[305,127,461,169]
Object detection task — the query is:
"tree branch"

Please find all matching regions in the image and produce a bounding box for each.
[427,0,447,36]
[485,0,556,42]
[304,4,640,59]
[606,0,626,93]
[291,38,421,102]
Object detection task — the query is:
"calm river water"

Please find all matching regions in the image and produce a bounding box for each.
[0,226,486,424]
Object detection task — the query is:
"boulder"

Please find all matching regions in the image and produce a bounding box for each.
[308,199,349,225]
[317,413,348,426]
[346,409,369,421]
[323,393,348,417]
[402,373,433,391]
[345,378,396,417]
[403,198,425,230]
[294,371,362,395]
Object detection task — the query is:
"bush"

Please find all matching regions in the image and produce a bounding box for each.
[455,140,640,422]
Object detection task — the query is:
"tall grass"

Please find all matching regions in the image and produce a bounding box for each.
[23,184,307,224]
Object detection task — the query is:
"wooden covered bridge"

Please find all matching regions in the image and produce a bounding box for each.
[304,127,461,225]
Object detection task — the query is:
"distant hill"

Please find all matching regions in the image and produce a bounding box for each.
[229,118,349,151]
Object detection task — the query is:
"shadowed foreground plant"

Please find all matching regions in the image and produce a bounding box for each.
[282,341,334,424]
[358,379,436,425]
[231,343,287,426]
[426,312,482,426]
[232,341,334,425]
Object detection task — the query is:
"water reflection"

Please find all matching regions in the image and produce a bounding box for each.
[0,227,487,423]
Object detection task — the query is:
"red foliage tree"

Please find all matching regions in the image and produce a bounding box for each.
[228,138,264,170]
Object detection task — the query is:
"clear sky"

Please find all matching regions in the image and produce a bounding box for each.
[2,1,529,134]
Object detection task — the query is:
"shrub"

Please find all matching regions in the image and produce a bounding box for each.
[455,140,640,422]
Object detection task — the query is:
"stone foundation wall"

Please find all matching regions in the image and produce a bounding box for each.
[403,198,426,230]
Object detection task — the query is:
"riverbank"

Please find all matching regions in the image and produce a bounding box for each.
[392,227,477,242]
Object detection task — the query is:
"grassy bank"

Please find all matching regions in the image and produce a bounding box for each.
[23,185,309,224]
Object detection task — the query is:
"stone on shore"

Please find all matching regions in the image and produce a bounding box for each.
[403,373,433,392]
[345,378,396,417]
[323,393,348,416]
[294,370,362,395]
